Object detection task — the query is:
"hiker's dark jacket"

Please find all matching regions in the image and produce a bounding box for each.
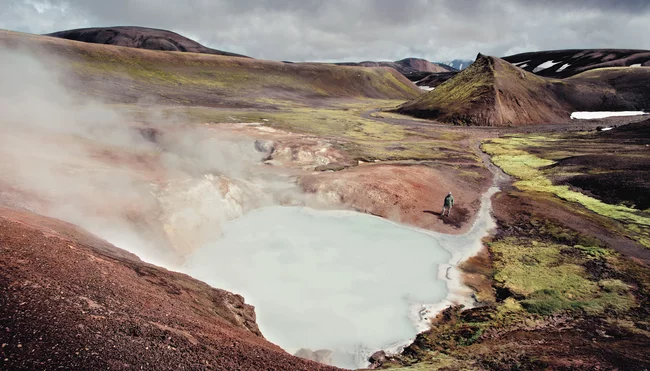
[444,195,454,207]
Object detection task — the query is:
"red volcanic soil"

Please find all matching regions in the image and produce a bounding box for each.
[300,162,491,234]
[503,49,650,78]
[47,26,249,58]
[0,206,341,370]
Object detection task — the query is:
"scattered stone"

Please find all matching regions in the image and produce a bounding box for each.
[314,163,348,172]
[368,350,388,368]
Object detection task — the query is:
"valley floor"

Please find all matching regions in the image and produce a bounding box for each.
[371,119,650,370]
[1,31,649,370]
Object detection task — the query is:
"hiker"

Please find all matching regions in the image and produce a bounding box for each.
[442,192,454,216]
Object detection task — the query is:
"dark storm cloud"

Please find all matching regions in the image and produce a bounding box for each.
[1,0,650,62]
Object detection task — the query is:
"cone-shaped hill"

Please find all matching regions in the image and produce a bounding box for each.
[396,54,650,126]
[395,54,574,126]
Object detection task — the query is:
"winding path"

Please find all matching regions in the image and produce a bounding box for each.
[362,107,650,264]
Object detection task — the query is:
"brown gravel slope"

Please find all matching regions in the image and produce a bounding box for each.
[0,206,342,371]
[300,162,490,234]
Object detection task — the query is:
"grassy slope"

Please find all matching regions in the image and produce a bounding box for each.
[395,54,497,124]
[1,30,483,163]
[482,134,650,248]
[0,30,421,107]
[395,55,573,126]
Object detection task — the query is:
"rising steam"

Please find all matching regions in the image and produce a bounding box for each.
[0,49,315,266]
[0,48,495,370]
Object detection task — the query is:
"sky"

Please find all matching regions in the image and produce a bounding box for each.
[1,0,650,62]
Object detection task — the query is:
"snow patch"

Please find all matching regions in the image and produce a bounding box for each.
[418,86,435,91]
[512,60,530,67]
[631,63,642,67]
[533,60,562,73]
[570,111,647,119]
[556,63,571,72]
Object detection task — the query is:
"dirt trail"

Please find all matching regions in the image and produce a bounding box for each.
[362,107,650,264]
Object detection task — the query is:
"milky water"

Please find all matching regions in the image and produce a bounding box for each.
[183,186,498,369]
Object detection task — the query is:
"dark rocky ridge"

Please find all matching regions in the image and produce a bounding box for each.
[396,54,650,126]
[336,57,456,79]
[503,49,650,78]
[47,26,249,58]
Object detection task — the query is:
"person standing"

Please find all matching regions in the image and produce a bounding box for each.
[442,192,454,216]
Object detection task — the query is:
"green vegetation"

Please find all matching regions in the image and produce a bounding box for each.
[64,39,420,105]
[396,55,496,123]
[482,135,650,247]
[492,238,635,316]
[378,131,649,369]
[119,102,479,164]
[377,202,646,369]
[395,55,567,126]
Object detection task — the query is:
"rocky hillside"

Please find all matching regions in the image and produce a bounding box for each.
[47,26,249,58]
[503,49,650,78]
[395,54,572,126]
[336,58,456,78]
[0,206,340,371]
[396,54,650,126]
[413,71,458,88]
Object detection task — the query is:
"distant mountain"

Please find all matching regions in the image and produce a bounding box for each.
[440,59,474,70]
[503,49,650,78]
[396,54,650,126]
[412,72,457,88]
[336,58,456,79]
[412,58,473,88]
[46,26,250,58]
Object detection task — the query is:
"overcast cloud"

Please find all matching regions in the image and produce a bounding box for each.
[1,0,649,62]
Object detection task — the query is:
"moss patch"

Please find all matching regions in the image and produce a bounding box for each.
[482,135,650,248]
[491,238,636,315]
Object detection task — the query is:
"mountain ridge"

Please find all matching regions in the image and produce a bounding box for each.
[396,53,650,126]
[46,26,250,58]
